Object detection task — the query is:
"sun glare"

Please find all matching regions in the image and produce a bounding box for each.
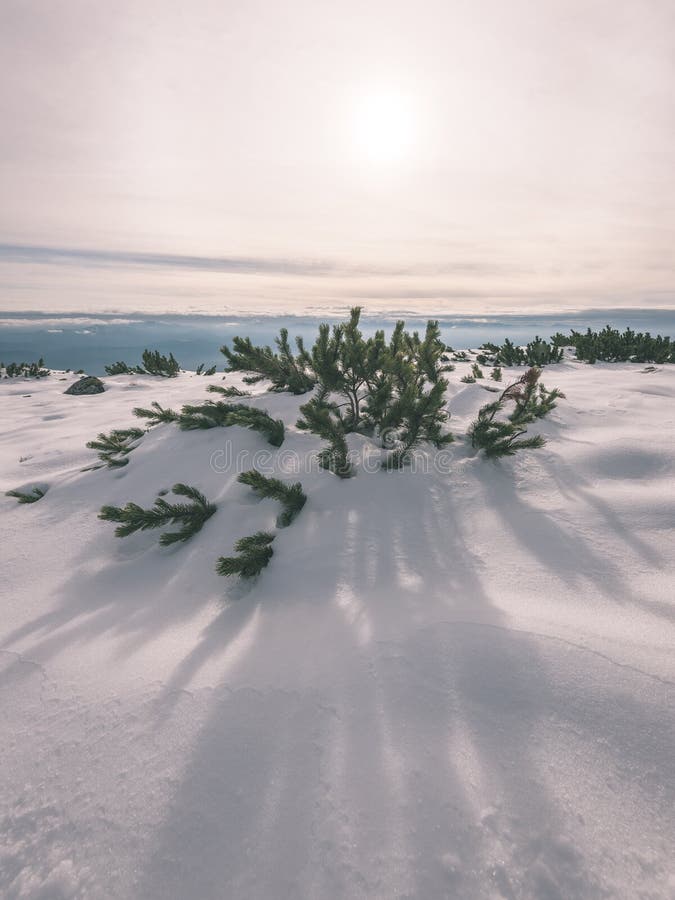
[353,90,417,165]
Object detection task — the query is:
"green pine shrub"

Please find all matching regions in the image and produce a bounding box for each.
[104,361,143,375]
[105,349,181,377]
[468,368,563,458]
[493,337,563,367]
[565,326,674,364]
[468,403,546,458]
[2,359,50,378]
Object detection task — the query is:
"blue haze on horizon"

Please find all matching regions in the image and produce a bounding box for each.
[2,309,674,376]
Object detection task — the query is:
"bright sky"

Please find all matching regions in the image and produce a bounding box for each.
[1,0,674,314]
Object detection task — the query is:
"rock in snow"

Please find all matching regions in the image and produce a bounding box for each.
[64,375,105,395]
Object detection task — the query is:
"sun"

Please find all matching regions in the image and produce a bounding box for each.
[353,90,417,165]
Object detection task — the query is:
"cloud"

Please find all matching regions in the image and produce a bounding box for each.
[0,243,521,280]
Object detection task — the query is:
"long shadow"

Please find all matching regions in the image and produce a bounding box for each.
[482,465,640,604]
[135,464,618,898]
[0,536,217,685]
[539,455,664,569]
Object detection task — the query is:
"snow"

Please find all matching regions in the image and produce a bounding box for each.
[1,359,674,899]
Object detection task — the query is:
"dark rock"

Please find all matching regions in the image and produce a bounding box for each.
[64,376,105,395]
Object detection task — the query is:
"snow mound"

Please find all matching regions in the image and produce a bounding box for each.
[1,361,674,899]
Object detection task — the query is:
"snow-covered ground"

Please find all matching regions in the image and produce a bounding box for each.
[1,358,674,899]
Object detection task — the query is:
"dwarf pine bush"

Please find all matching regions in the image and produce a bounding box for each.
[99,483,216,545]
[492,337,563,367]
[216,532,275,578]
[468,368,563,459]
[2,359,50,378]
[237,470,306,527]
[104,361,143,375]
[468,403,546,458]
[105,349,181,377]
[563,326,674,364]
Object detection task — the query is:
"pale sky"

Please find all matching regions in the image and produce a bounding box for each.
[1,0,674,314]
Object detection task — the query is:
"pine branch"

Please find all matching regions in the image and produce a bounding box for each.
[176,401,285,446]
[133,401,180,425]
[221,330,315,394]
[206,384,250,397]
[99,484,216,543]
[382,378,453,469]
[237,470,306,527]
[226,407,285,447]
[468,395,548,459]
[86,428,145,468]
[215,531,275,578]
[297,393,352,477]
[6,486,46,504]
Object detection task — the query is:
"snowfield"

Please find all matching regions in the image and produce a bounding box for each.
[1,359,674,899]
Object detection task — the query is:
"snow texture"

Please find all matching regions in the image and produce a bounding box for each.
[1,360,674,899]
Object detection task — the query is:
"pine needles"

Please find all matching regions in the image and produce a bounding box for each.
[86,428,145,468]
[382,378,454,469]
[221,327,315,394]
[297,392,352,477]
[99,483,216,545]
[6,485,46,504]
[133,401,180,425]
[238,470,306,527]
[177,401,285,446]
[215,532,275,578]
[468,402,546,458]
[134,399,284,446]
[206,384,250,397]
[468,368,563,458]
[105,349,181,377]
